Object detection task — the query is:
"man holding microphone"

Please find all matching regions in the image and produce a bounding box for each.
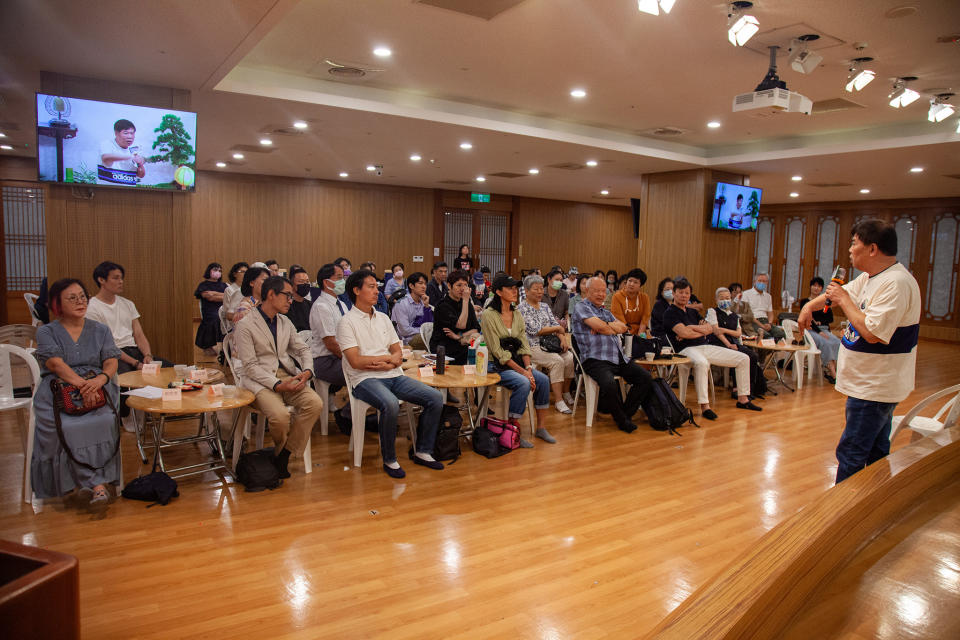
[799,219,921,483]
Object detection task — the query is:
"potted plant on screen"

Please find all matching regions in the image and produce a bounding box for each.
[148,114,196,190]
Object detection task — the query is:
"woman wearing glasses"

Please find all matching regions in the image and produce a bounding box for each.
[31,278,122,509]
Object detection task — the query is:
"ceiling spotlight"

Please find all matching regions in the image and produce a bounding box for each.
[459,142,473,150]
[789,192,800,198]
[860,188,871,194]
[788,35,823,75]
[728,2,759,47]
[570,88,587,98]
[476,176,486,182]
[928,94,955,122]
[600,189,610,196]
[232,153,244,159]
[528,168,539,174]
[373,46,392,58]
[844,54,875,92]
[707,121,721,128]
[259,138,272,145]
[909,167,924,173]
[888,77,920,108]
[0,132,6,138]
[215,162,226,168]
[1,145,13,151]
[409,154,421,161]
[366,165,376,171]
[339,172,349,178]
[293,121,308,129]
[791,175,802,181]
[637,0,675,15]
[586,160,598,167]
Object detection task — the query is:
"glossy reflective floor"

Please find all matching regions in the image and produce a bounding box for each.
[1,342,958,639]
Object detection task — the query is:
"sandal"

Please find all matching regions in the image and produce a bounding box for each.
[89,486,110,505]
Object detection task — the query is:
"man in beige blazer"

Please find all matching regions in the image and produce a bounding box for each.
[234,275,323,478]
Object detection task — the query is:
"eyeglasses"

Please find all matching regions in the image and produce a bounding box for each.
[64,294,88,304]
[279,291,294,301]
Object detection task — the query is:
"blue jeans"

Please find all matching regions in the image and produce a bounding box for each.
[489,363,550,418]
[836,397,897,483]
[352,375,444,463]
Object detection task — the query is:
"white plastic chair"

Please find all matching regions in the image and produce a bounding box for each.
[676,361,716,407]
[1,344,42,503]
[343,374,417,468]
[420,322,434,353]
[570,347,626,428]
[782,319,820,389]
[297,330,333,436]
[890,384,960,442]
[218,305,230,335]
[24,293,42,327]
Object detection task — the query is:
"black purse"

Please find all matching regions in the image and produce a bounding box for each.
[121,464,179,506]
[540,334,563,354]
[499,336,526,368]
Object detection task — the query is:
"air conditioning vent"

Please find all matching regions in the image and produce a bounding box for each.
[811,97,866,114]
[329,66,367,78]
[547,162,585,170]
[641,126,687,137]
[308,58,386,81]
[487,172,527,178]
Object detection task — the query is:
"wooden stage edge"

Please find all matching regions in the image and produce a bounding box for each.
[645,424,960,640]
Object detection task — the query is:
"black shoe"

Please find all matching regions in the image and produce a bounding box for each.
[412,455,444,470]
[334,409,352,436]
[824,372,836,384]
[275,448,292,479]
[617,421,638,433]
[382,463,406,479]
[702,409,718,420]
[736,401,763,412]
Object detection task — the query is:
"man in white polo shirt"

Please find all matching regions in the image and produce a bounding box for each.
[309,262,351,424]
[741,273,786,341]
[800,219,921,483]
[336,268,445,479]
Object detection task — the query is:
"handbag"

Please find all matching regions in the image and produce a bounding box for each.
[499,336,526,368]
[471,420,511,458]
[49,374,121,473]
[481,417,520,450]
[540,333,563,354]
[122,464,179,506]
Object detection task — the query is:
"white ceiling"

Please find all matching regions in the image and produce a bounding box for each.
[2,0,959,204]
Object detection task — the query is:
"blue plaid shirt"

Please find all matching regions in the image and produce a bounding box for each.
[571,299,626,364]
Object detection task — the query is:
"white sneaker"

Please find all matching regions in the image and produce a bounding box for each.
[555,400,572,414]
[562,392,574,406]
[121,415,136,433]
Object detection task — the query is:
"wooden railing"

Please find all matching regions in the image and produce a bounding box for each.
[644,426,960,639]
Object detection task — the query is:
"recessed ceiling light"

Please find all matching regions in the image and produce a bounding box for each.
[215,162,226,168]
[259,138,272,146]
[366,165,376,171]
[791,175,802,181]
[0,144,13,150]
[570,88,587,98]
[373,46,392,58]
[528,168,539,175]
[476,176,486,182]
[910,166,924,173]
[232,153,244,159]
[339,172,349,178]
[789,192,800,198]
[0,132,6,138]
[293,121,308,129]
[409,154,421,161]
[600,189,609,196]
[586,160,598,167]
[860,188,871,194]
[459,142,473,150]
[707,121,721,128]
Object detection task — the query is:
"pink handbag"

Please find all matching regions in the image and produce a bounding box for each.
[482,417,520,450]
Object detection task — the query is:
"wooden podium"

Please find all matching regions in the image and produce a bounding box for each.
[0,540,79,639]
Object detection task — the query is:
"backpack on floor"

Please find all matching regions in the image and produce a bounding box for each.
[235,448,282,492]
[433,405,463,462]
[641,378,699,435]
[472,419,512,458]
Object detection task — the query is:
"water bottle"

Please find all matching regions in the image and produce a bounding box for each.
[436,345,446,375]
[467,338,477,365]
[475,340,488,380]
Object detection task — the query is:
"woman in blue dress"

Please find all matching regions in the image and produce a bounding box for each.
[194,262,228,356]
[32,278,122,506]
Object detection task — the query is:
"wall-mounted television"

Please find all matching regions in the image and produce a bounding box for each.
[710,182,761,231]
[36,93,197,191]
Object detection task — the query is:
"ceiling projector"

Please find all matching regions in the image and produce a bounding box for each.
[732,45,812,115]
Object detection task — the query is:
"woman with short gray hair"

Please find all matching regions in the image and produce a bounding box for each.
[518,274,576,417]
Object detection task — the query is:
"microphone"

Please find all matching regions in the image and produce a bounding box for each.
[823,266,847,313]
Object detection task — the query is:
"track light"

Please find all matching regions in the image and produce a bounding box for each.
[728,2,759,47]
[637,0,675,15]
[888,77,920,108]
[844,56,875,92]
[928,94,955,123]
[788,35,823,75]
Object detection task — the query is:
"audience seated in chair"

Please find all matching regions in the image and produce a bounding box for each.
[337,269,445,479]
[518,274,575,415]
[309,263,353,423]
[233,275,323,479]
[741,273,786,341]
[798,276,842,384]
[384,263,406,298]
[571,277,653,433]
[391,271,433,351]
[663,278,761,420]
[431,269,481,364]
[284,265,314,332]
[222,262,249,331]
[543,268,571,330]
[426,261,450,307]
[649,277,674,342]
[611,268,652,356]
[705,286,767,400]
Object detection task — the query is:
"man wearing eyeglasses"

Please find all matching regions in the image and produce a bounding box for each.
[234,275,323,479]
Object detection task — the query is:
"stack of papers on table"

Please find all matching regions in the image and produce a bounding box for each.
[122,386,165,399]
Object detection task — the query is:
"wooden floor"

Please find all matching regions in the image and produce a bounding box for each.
[1,341,959,639]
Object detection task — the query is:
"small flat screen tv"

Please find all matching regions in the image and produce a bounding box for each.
[36,93,197,191]
[710,182,761,231]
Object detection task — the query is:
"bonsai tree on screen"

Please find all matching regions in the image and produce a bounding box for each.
[148,114,195,168]
[747,190,760,217]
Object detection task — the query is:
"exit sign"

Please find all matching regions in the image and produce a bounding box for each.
[471,192,491,203]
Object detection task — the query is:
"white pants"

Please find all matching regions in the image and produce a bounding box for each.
[530,344,575,384]
[680,344,750,404]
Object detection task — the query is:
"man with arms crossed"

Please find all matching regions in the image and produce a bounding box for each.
[799,219,921,483]
[741,273,786,341]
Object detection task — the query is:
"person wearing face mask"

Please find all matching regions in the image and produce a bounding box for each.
[741,273,786,341]
[194,262,227,356]
[308,263,353,423]
[650,277,674,342]
[283,265,314,332]
[384,263,406,297]
[334,257,353,306]
[706,287,767,399]
[543,268,571,330]
[391,271,433,350]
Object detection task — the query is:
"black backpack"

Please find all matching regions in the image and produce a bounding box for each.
[235,448,282,492]
[433,405,463,462]
[641,378,699,435]
[121,465,179,506]
[471,422,510,458]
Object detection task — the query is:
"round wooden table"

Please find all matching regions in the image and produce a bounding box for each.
[635,354,691,380]
[404,359,501,433]
[741,339,806,392]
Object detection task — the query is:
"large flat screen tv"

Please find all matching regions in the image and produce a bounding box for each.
[36,94,197,191]
[710,182,761,230]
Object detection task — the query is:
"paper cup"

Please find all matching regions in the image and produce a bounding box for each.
[644,352,655,361]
